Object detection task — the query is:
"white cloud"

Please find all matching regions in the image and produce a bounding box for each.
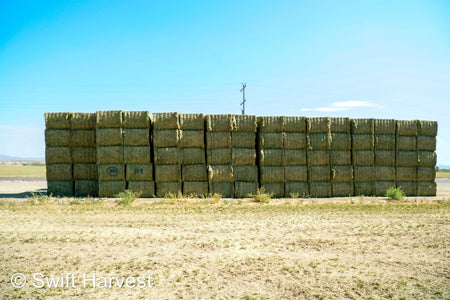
[301,101,382,112]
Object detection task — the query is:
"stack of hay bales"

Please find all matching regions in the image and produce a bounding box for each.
[45,112,74,196]
[351,119,375,195]
[153,112,181,197]
[307,117,332,197]
[329,118,353,197]
[416,121,438,196]
[179,113,208,196]
[123,111,154,197]
[395,120,418,195]
[232,115,258,198]
[71,113,97,196]
[96,111,125,197]
[374,119,396,196]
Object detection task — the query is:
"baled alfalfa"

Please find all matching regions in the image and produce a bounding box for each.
[179,113,204,130]
[234,182,258,198]
[98,181,126,197]
[307,150,329,166]
[182,164,207,181]
[71,113,96,130]
[257,116,284,133]
[153,112,179,130]
[46,164,73,181]
[96,128,123,146]
[183,181,208,196]
[45,130,71,147]
[418,151,436,167]
[284,133,307,150]
[354,182,374,196]
[47,181,73,196]
[232,148,256,166]
[154,147,180,165]
[330,165,353,183]
[397,120,418,136]
[376,151,396,167]
[308,133,331,150]
[71,130,96,147]
[124,146,151,164]
[330,117,350,133]
[309,182,331,198]
[352,134,374,150]
[123,129,150,146]
[284,116,306,133]
[75,180,98,197]
[232,115,257,132]
[353,166,375,182]
[375,166,395,181]
[352,150,375,166]
[307,117,330,133]
[258,132,284,149]
[351,118,374,134]
[260,166,285,184]
[98,164,125,181]
[396,151,418,167]
[261,183,285,198]
[308,166,330,182]
[233,165,258,182]
[128,181,155,198]
[232,132,256,148]
[208,165,234,183]
[126,164,153,181]
[330,133,351,150]
[207,148,232,165]
[72,147,96,163]
[396,182,416,196]
[285,165,307,182]
[375,181,395,196]
[206,114,233,132]
[206,132,231,149]
[74,163,97,180]
[96,146,123,164]
[417,167,436,182]
[209,182,234,198]
[96,111,123,128]
[417,120,437,136]
[332,182,353,197]
[374,119,395,135]
[46,147,72,164]
[45,112,72,129]
[417,136,436,151]
[285,182,308,197]
[155,164,181,182]
[122,111,150,129]
[374,135,395,150]
[179,130,204,148]
[330,150,351,165]
[259,149,284,166]
[153,129,180,147]
[284,150,307,166]
[181,148,206,164]
[156,182,182,197]
[396,167,417,181]
[417,181,436,196]
[396,136,417,151]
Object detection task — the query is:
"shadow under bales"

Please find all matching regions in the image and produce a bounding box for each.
[0,189,47,198]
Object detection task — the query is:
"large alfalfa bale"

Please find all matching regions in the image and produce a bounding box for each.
[396,167,417,181]
[179,113,204,130]
[123,111,150,129]
[354,182,374,196]
[232,132,256,148]
[417,181,437,196]
[351,119,374,134]
[207,148,232,164]
[258,132,284,149]
[96,146,123,164]
[183,181,208,196]
[46,164,73,181]
[74,163,98,180]
[353,166,375,181]
[234,182,258,198]
[45,130,71,147]
[99,181,126,197]
[284,133,307,150]
[375,166,395,181]
[123,129,150,146]
[71,113,96,130]
[396,182,416,196]
[374,119,395,135]
[330,165,353,183]
[330,151,351,165]
[374,135,395,150]
[206,132,231,149]
[96,128,123,146]
[232,148,256,166]
[156,182,182,197]
[397,120,418,136]
[284,150,307,166]
[206,114,233,132]
[417,136,436,151]
[309,182,331,198]
[46,147,72,164]
[126,164,153,181]
[418,151,436,167]
[257,116,284,133]
[96,111,122,128]
[417,120,437,136]
[285,166,307,182]
[75,180,98,197]
[260,166,285,184]
[284,116,306,132]
[182,164,207,181]
[396,136,417,151]
[124,146,151,164]
[155,165,181,182]
[232,115,257,132]
[307,117,330,133]
[72,147,96,163]
[330,133,351,150]
[332,182,353,197]
[179,130,204,148]
[352,134,374,150]
[308,133,331,150]
[261,183,284,198]
[45,112,72,129]
[417,167,436,182]
[375,181,395,196]
[98,164,125,181]
[153,112,179,130]
[352,150,375,166]
[208,165,234,183]
[285,182,308,197]
[47,181,73,196]
[210,182,234,198]
[259,149,284,166]
[308,166,330,182]
[154,147,180,164]
[375,150,395,166]
[330,117,350,133]
[71,130,96,147]
[396,151,418,167]
[153,129,179,147]
[233,166,258,182]
[181,148,206,164]
[307,150,329,166]
[128,181,155,198]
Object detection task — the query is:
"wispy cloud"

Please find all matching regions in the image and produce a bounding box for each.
[301,101,383,112]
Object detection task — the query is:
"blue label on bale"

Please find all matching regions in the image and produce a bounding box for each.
[107,166,119,177]
[134,168,144,174]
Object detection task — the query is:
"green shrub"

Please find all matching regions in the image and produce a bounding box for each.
[115,190,141,205]
[249,188,272,203]
[386,187,405,200]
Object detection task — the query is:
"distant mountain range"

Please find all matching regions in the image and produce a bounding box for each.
[0,154,45,162]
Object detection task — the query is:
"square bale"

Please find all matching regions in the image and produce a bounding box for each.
[45,112,72,129]
[351,119,374,134]
[124,146,151,164]
[285,166,307,182]
[417,167,436,182]
[375,181,396,196]
[98,181,126,197]
[375,150,395,166]
[260,166,285,184]
[183,181,208,197]
[232,115,257,132]
[284,116,306,133]
[285,182,308,197]
[259,149,284,166]
[309,182,332,198]
[207,165,234,183]
[156,182,182,197]
[75,180,98,197]
[206,132,231,149]
[153,112,179,130]
[71,113,96,130]
[123,128,150,146]
[330,117,350,133]
[284,150,307,166]
[234,182,258,198]
[417,120,437,136]
[96,128,123,146]
[375,166,395,181]
[46,147,72,164]
[232,148,256,166]
[154,147,180,165]
[71,130,96,147]
[153,129,180,147]
[284,133,307,150]
[308,133,331,150]
[182,164,207,181]
[374,134,395,150]
[179,130,204,148]
[47,181,73,196]
[330,165,353,183]
[353,166,375,182]
[155,165,181,182]
[72,147,97,164]
[181,148,206,165]
[308,166,331,182]
[397,120,418,136]
[354,182,374,196]
[330,150,351,165]
[396,151,418,167]
[258,132,284,149]
[352,134,374,150]
[307,117,330,133]
[96,146,123,164]
[98,164,125,181]
[260,183,285,198]
[396,136,417,151]
[307,150,329,166]
[126,164,153,181]
[330,133,351,150]
[417,135,436,151]
[417,151,436,167]
[46,164,73,181]
[179,113,204,130]
[45,130,71,147]
[352,150,375,166]
[74,163,98,180]
[332,182,353,197]
[209,182,234,198]
[123,111,150,129]
[396,167,417,181]
[207,148,232,165]
[96,111,123,128]
[396,181,417,196]
[374,119,396,135]
[233,166,258,182]
[417,181,437,196]
[257,116,285,133]
[127,181,155,198]
[206,114,233,132]
[232,132,256,149]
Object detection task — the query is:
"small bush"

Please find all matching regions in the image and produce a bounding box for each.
[386,187,405,200]
[115,190,141,205]
[249,188,272,203]
[289,192,300,198]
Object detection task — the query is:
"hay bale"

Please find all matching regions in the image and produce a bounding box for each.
[183,181,208,196]
[397,136,416,151]
[285,166,307,182]
[374,119,395,135]
[45,112,72,129]
[285,182,308,197]
[375,166,395,181]
[375,181,395,196]
[397,120,417,136]
[179,130,204,148]
[308,166,330,182]
[124,146,151,164]
[330,165,353,183]
[179,113,204,130]
[417,120,437,136]
[308,133,331,150]
[354,182,374,196]
[155,165,181,182]
[45,130,71,147]
[232,115,257,132]
[261,183,285,198]
[206,132,231,149]
[353,166,375,182]
[182,164,207,181]
[233,166,258,182]
[154,147,180,164]
[375,150,395,166]
[284,150,307,166]
[46,147,72,164]
[417,167,436,182]
[181,148,206,164]
[307,117,330,133]
[156,182,182,197]
[330,133,351,150]
[96,111,122,128]
[351,119,374,134]
[71,130,96,147]
[98,181,126,197]
[128,181,155,197]
[284,133,307,150]
[210,182,234,198]
[206,114,233,132]
[72,147,96,163]
[234,182,258,198]
[207,149,232,164]
[396,182,416,196]
[330,117,350,133]
[396,151,418,167]
[332,182,353,197]
[417,136,436,151]
[96,128,123,146]
[396,167,417,181]
[98,164,125,181]
[96,146,123,164]
[123,111,150,128]
[208,165,234,183]
[74,180,98,197]
[417,181,436,196]
[352,134,374,150]
[284,116,306,132]
[260,166,285,184]
[258,132,284,149]
[232,148,256,166]
[259,149,284,166]
[330,150,351,165]
[257,116,284,133]
[123,129,150,146]
[374,135,395,150]
[71,113,96,130]
[126,164,153,181]
[307,150,329,166]
[153,112,179,130]
[352,150,374,166]
[153,129,180,147]
[73,163,97,180]
[232,132,256,148]
[418,151,436,167]
[46,164,73,181]
[309,182,331,198]
[47,181,73,196]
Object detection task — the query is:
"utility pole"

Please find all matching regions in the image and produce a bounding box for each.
[240,82,246,115]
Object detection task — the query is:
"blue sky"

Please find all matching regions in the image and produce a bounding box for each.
[1,0,449,164]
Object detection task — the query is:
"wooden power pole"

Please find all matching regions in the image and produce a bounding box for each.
[240,82,246,115]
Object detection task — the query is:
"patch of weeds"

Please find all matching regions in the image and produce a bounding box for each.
[289,192,300,198]
[386,187,405,200]
[26,193,53,205]
[115,190,141,206]
[249,188,272,203]
[211,193,222,204]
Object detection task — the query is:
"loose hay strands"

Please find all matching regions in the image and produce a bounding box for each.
[396,167,417,181]
[123,111,150,128]
[155,165,181,182]
[46,147,72,164]
[417,135,436,151]
[179,130,204,148]
[96,111,123,128]
[307,150,329,166]
[260,183,284,198]
[332,182,353,197]
[72,147,97,163]
[45,112,72,129]
[45,130,71,147]
[98,164,125,181]
[396,151,418,167]
[207,165,234,183]
[284,133,307,150]
[98,181,126,197]
[75,180,98,197]
[153,129,180,147]
[259,149,284,166]
[353,166,375,182]
[96,128,123,146]
[232,132,256,149]
[96,146,123,164]
[206,114,233,132]
[260,166,285,184]
[354,182,374,196]
[182,164,207,181]
[233,165,258,182]
[153,112,179,130]
[417,181,436,196]
[308,133,331,150]
[284,150,307,166]
[284,116,306,132]
[352,150,375,166]
[73,163,97,180]
[71,130,96,147]
[123,128,150,146]
[179,113,204,130]
[181,148,206,165]
[308,166,331,182]
[126,164,153,181]
[183,181,208,196]
[330,150,351,165]
[417,167,436,182]
[309,182,331,198]
[417,120,438,136]
[285,166,307,182]
[71,113,96,130]
[258,132,284,149]
[234,182,258,198]
[154,147,180,165]
[232,115,257,132]
[207,149,232,165]
[209,182,234,198]
[257,116,285,133]
[330,117,350,133]
[330,165,353,183]
[307,117,330,133]
[397,120,418,136]
[285,182,308,197]
[351,119,374,134]
[352,134,374,150]
[156,182,182,197]
[374,134,395,150]
[374,119,395,135]
[47,181,74,196]
[330,133,351,150]
[375,166,395,181]
[46,164,73,181]
[396,136,417,151]
[206,132,232,149]
[417,151,436,167]
[232,148,256,166]
[127,181,155,198]
[124,146,151,164]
